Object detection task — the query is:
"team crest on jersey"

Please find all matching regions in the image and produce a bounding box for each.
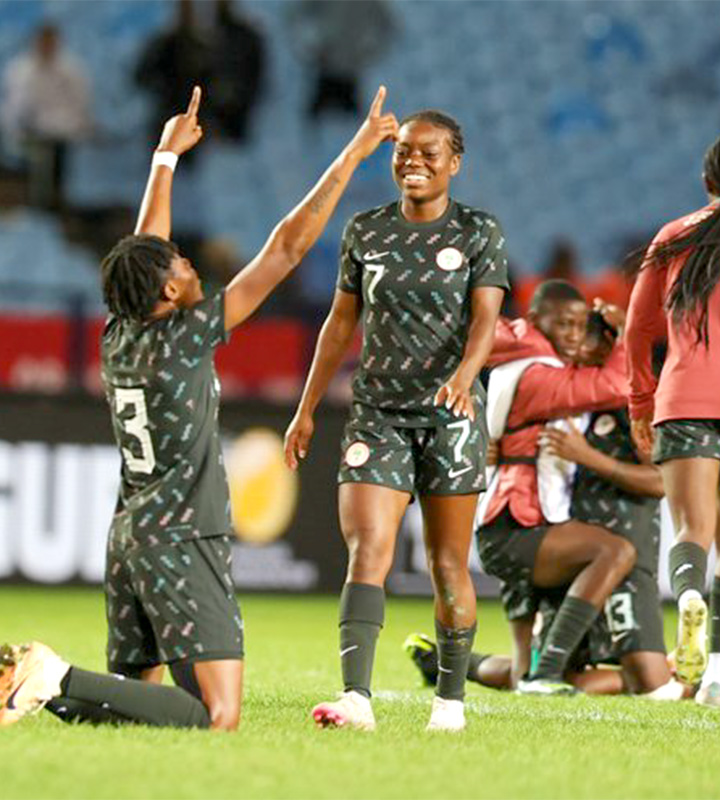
[593,414,616,437]
[435,247,464,272]
[345,441,370,467]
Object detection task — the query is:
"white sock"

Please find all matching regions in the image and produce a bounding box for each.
[679,589,703,611]
[701,653,720,688]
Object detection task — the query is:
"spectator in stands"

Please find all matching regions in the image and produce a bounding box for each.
[1,23,93,210]
[286,0,396,118]
[205,0,265,143]
[135,0,211,153]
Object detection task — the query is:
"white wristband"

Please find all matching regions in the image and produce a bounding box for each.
[153,151,179,172]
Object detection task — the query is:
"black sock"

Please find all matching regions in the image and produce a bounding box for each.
[466,652,489,683]
[435,621,476,701]
[45,697,128,726]
[710,576,720,654]
[339,582,385,699]
[60,667,210,729]
[534,597,598,681]
[669,541,708,601]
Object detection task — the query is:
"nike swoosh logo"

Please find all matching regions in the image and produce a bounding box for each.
[6,676,28,710]
[674,564,693,576]
[438,666,453,674]
[363,251,389,261]
[448,466,473,479]
[340,645,359,657]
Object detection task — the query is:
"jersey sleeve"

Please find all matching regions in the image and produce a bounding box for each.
[509,343,629,426]
[625,254,668,421]
[166,289,229,358]
[470,215,511,291]
[336,215,363,295]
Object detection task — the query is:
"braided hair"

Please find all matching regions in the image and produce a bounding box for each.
[629,136,720,346]
[101,234,179,321]
[399,110,465,155]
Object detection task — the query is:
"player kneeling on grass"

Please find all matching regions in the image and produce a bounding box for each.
[0,85,398,730]
[406,310,685,700]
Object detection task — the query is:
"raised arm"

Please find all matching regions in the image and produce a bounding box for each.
[135,86,204,239]
[284,289,361,469]
[625,251,668,454]
[223,87,398,331]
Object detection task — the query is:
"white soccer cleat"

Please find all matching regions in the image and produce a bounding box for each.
[426,696,465,732]
[695,681,720,708]
[675,595,708,685]
[311,690,376,731]
[0,642,69,727]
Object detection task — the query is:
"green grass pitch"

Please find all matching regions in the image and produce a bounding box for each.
[2,587,720,800]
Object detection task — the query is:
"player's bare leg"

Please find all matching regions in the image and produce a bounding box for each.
[178,659,244,731]
[141,665,165,684]
[519,521,636,694]
[312,483,410,731]
[618,651,687,700]
[420,493,478,731]
[662,458,718,685]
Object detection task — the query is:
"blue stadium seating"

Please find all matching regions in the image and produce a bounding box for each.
[0,0,717,310]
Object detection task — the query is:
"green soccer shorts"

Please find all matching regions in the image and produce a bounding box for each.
[105,534,244,673]
[653,419,720,464]
[475,509,550,621]
[338,405,488,495]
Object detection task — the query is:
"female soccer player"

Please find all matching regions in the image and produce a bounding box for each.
[0,86,398,730]
[284,111,509,731]
[626,135,720,705]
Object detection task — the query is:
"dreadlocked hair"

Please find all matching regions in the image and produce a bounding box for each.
[626,135,720,346]
[399,110,465,155]
[101,235,179,321]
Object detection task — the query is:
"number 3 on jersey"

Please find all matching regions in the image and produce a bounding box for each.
[116,387,156,474]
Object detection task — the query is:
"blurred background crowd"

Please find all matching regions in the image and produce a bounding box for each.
[0,0,718,399]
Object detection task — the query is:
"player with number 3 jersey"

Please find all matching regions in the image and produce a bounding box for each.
[284,110,509,731]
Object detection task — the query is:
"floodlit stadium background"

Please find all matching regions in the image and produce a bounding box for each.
[0,0,717,595]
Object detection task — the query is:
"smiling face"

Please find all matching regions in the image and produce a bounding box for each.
[392,120,461,206]
[530,299,589,361]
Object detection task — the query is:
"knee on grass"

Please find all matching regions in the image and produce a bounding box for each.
[207,698,241,731]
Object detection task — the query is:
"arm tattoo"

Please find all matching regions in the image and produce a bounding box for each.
[309,176,341,214]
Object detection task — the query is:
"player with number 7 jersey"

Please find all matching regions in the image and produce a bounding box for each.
[284,110,509,732]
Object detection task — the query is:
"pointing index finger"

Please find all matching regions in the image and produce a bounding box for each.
[186,86,201,117]
[368,85,386,119]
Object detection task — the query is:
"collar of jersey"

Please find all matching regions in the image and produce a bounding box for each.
[393,199,455,231]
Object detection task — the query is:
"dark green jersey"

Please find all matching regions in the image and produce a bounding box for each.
[570,409,660,575]
[101,290,231,547]
[337,201,510,426]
